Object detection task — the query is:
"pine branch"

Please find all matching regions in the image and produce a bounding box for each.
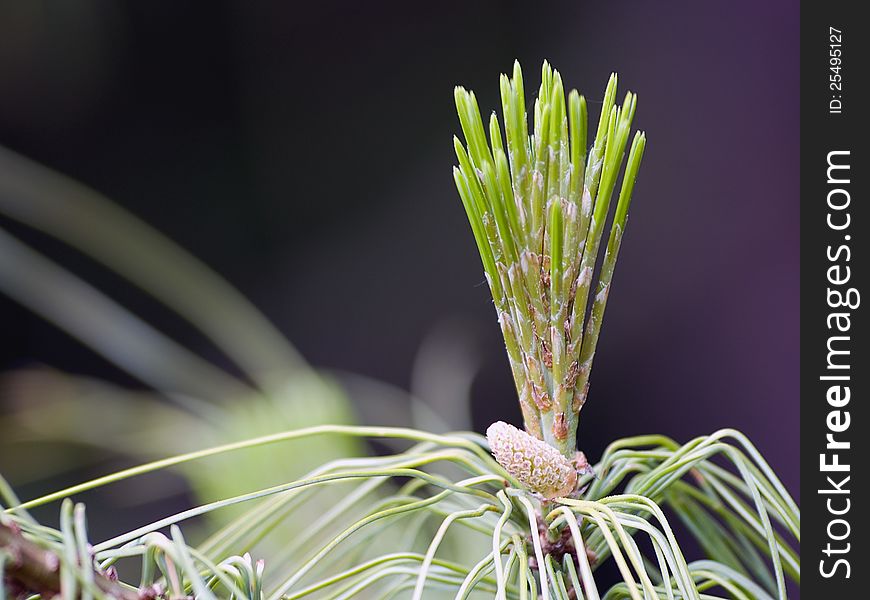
[1,518,139,600]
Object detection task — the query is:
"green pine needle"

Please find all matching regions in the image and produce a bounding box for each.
[453,61,647,457]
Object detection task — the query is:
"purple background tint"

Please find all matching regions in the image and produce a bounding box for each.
[0,0,799,501]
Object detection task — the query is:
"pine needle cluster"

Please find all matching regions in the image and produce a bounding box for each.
[453,61,646,457]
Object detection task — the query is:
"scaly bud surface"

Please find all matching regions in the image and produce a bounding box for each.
[486,421,576,499]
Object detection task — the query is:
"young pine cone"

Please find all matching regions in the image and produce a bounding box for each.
[486,421,577,499]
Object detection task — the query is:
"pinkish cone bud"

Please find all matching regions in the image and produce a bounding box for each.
[486,421,577,499]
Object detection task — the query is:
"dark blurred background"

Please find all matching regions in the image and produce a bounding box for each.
[0,0,799,501]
